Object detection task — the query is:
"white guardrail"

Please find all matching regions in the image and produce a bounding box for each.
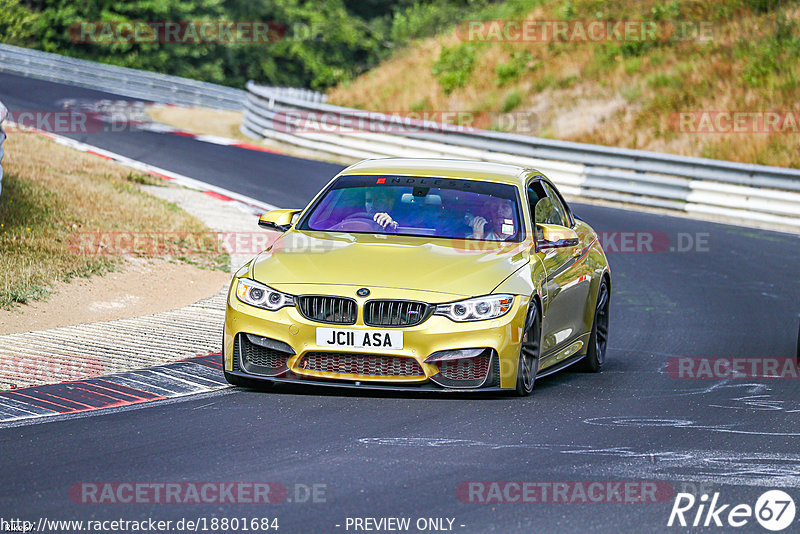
[0,43,327,110]
[243,81,800,229]
[0,43,245,110]
[1,43,797,228]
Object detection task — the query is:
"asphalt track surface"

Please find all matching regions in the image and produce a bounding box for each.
[2,72,800,533]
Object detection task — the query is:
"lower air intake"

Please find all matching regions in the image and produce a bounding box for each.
[238,334,292,377]
[298,352,424,378]
[430,350,493,388]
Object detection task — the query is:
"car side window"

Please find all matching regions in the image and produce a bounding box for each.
[527,181,548,240]
[540,182,569,227]
[546,182,574,227]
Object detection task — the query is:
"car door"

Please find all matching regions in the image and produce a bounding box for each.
[529,179,592,369]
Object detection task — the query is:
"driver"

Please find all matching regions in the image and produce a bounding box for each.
[365,189,398,230]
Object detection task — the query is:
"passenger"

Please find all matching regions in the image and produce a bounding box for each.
[466,197,516,240]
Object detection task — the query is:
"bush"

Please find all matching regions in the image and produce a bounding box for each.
[432,43,477,94]
[1,0,475,90]
[0,0,37,45]
[495,51,536,86]
[741,13,800,87]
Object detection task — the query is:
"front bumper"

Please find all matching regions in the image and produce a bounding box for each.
[224,283,530,390]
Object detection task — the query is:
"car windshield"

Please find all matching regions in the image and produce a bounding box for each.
[299,175,524,242]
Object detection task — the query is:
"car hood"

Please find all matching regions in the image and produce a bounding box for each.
[249,230,530,299]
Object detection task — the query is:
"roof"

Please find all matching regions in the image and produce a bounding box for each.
[339,158,539,186]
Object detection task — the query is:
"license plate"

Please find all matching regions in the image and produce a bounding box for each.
[316,328,403,350]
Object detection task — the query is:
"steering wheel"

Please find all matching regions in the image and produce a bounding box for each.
[329,212,383,232]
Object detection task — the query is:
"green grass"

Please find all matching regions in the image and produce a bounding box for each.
[501,90,523,112]
[646,72,681,89]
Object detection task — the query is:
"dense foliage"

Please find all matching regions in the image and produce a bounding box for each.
[1,0,490,89]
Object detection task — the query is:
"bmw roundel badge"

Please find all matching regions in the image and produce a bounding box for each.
[356,288,370,297]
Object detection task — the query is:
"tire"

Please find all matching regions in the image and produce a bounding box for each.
[514,302,541,396]
[578,278,610,372]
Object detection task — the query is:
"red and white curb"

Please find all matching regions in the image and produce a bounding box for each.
[0,353,228,427]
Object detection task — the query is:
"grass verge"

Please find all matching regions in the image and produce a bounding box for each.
[146,106,248,142]
[0,130,228,310]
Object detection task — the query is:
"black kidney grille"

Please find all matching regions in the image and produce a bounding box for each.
[297,296,357,325]
[364,300,431,327]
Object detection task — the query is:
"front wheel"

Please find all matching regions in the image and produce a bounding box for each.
[514,303,541,396]
[578,279,610,372]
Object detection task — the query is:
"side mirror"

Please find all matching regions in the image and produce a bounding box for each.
[536,224,580,249]
[258,209,300,232]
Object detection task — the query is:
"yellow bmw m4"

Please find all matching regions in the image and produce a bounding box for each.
[223,159,610,396]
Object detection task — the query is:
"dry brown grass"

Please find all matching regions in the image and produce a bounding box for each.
[146,105,248,141]
[329,0,800,168]
[0,130,227,309]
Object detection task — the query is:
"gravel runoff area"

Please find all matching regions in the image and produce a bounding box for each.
[0,185,267,390]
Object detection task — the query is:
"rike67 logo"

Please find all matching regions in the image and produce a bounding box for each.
[668,490,796,531]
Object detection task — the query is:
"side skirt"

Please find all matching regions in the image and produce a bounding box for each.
[535,352,588,379]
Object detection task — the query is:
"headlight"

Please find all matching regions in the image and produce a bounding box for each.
[434,295,514,322]
[235,278,295,311]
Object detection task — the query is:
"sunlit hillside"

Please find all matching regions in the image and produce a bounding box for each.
[329,0,800,168]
